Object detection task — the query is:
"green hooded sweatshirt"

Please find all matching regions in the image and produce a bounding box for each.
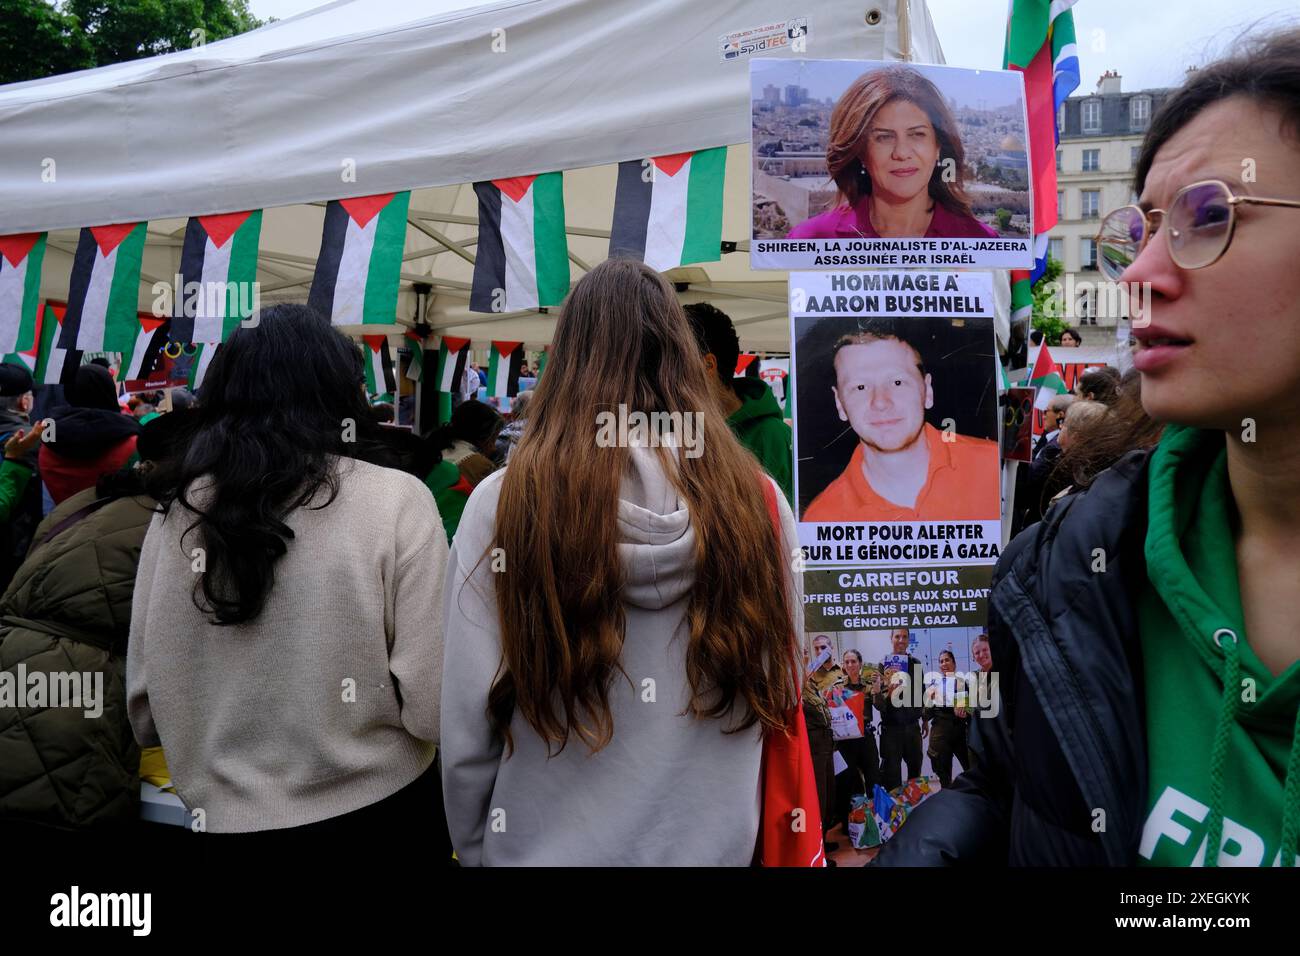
[1138,424,1300,866]
[728,377,793,506]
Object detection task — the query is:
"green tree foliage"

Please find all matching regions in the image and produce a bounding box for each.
[1030,255,1070,345]
[1,0,264,84]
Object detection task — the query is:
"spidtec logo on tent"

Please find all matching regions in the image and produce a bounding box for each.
[59,223,148,353]
[470,174,568,313]
[310,192,410,326]
[0,231,46,354]
[609,148,726,272]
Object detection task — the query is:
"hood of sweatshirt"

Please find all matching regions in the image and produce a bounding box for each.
[616,445,695,611]
[728,376,785,433]
[47,407,141,460]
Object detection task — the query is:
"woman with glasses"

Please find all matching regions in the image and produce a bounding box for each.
[876,29,1300,867]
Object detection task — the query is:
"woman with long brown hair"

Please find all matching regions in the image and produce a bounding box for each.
[789,65,997,240]
[440,258,803,866]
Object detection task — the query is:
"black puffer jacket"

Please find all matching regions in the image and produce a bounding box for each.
[874,449,1154,865]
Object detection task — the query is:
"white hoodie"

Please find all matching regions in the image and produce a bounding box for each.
[440,446,802,866]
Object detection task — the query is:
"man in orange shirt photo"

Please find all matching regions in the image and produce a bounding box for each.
[803,327,999,522]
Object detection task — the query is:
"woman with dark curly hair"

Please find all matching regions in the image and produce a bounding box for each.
[127,304,449,840]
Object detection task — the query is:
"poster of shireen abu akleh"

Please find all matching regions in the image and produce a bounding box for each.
[789,271,1000,631]
[750,58,1034,270]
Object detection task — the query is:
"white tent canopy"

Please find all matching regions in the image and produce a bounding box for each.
[1,0,960,351]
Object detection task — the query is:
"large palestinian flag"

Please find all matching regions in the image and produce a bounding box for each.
[609,148,726,271]
[0,232,46,354]
[470,174,568,313]
[34,302,80,385]
[487,341,524,398]
[59,223,148,353]
[119,315,170,383]
[435,336,471,393]
[309,192,410,326]
[363,335,397,401]
[174,211,262,344]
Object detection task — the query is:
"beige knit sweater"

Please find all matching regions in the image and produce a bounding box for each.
[126,457,448,833]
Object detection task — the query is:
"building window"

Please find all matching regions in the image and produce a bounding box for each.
[1082,148,1100,172]
[1081,190,1100,219]
[1131,145,1141,169]
[1130,95,1151,131]
[1081,237,1097,270]
[1056,149,1062,171]
[1077,288,1095,324]
[1083,98,1102,133]
[1049,237,1064,264]
[1057,103,1066,135]
[1058,191,1065,218]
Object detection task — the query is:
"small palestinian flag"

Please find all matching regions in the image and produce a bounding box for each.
[404,328,427,382]
[435,336,470,392]
[309,192,410,326]
[119,315,170,383]
[60,223,148,353]
[187,342,219,391]
[0,232,46,354]
[1026,339,1068,410]
[734,353,758,377]
[487,341,524,398]
[174,211,262,344]
[470,174,568,313]
[363,335,396,401]
[609,148,726,271]
[34,302,80,385]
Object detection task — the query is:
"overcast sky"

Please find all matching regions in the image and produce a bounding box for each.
[250,0,1300,95]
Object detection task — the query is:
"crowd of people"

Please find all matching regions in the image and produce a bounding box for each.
[0,30,1297,867]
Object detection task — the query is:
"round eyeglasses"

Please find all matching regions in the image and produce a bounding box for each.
[1096,179,1300,282]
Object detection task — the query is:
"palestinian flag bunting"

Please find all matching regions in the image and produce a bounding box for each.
[435,336,470,392]
[309,192,410,326]
[363,335,397,400]
[119,315,169,383]
[1005,1,1081,306]
[609,148,726,271]
[1026,339,1068,409]
[174,211,262,343]
[59,222,148,353]
[0,232,46,354]
[34,302,79,385]
[470,174,568,313]
[404,328,427,382]
[487,341,524,398]
[734,353,758,376]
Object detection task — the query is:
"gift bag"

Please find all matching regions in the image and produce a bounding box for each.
[847,792,881,849]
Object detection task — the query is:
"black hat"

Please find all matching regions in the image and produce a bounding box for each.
[0,363,34,398]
